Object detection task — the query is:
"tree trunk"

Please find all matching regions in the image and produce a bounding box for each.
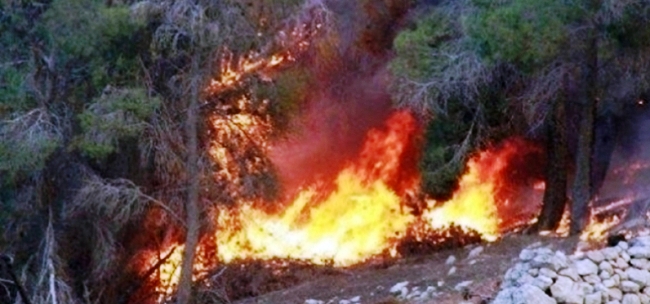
[176,56,202,304]
[570,30,599,235]
[536,94,568,231]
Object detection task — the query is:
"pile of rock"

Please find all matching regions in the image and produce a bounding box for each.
[494,236,650,304]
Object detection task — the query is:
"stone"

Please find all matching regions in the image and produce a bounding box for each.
[585,292,603,304]
[520,249,536,261]
[448,266,457,276]
[348,296,360,302]
[640,294,650,304]
[644,286,650,295]
[455,281,473,291]
[602,270,613,279]
[604,247,621,260]
[556,251,570,268]
[305,300,324,304]
[629,246,650,259]
[573,251,586,261]
[390,281,409,296]
[419,291,432,300]
[531,252,567,271]
[622,252,632,262]
[609,301,622,304]
[633,236,650,247]
[613,274,622,285]
[540,267,558,279]
[627,268,650,287]
[623,293,641,304]
[621,280,641,293]
[604,278,617,288]
[602,261,615,275]
[505,264,535,286]
[492,284,557,304]
[608,288,624,301]
[617,269,630,280]
[579,282,596,294]
[533,275,554,291]
[339,300,351,304]
[616,257,630,269]
[619,242,630,250]
[446,255,456,265]
[406,291,420,300]
[551,276,585,304]
[468,246,483,259]
[631,259,650,270]
[560,267,582,281]
[577,259,600,275]
[528,268,540,276]
[584,274,602,284]
[588,250,607,263]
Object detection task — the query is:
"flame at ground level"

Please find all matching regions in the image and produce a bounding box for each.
[151,111,548,295]
[217,170,413,265]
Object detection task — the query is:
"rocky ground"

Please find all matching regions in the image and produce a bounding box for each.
[232,234,581,304]
[494,235,650,304]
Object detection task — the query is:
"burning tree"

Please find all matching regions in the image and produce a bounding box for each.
[392,0,650,235]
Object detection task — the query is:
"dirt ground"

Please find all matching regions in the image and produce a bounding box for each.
[231,234,581,304]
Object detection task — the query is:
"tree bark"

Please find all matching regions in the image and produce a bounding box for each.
[176,55,202,304]
[536,93,568,231]
[570,28,599,235]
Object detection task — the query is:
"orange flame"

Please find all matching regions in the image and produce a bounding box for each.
[153,120,546,296]
[215,110,419,266]
[423,157,501,241]
[149,4,556,295]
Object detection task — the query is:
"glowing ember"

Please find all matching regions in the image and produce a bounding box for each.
[580,213,621,242]
[554,207,571,237]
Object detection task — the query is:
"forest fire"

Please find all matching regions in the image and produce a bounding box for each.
[214,110,419,266]
[145,1,646,300]
[151,111,549,297]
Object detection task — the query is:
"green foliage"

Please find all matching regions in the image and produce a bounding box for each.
[466,0,579,72]
[258,65,313,131]
[0,137,58,184]
[606,5,650,50]
[0,1,45,61]
[391,11,458,81]
[43,0,147,88]
[76,87,159,160]
[419,99,475,199]
[0,66,32,115]
[0,110,61,185]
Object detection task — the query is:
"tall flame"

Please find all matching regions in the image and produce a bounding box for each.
[149,3,552,296]
[215,111,419,266]
[152,113,545,295]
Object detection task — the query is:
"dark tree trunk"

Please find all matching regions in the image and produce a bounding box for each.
[590,110,616,196]
[176,55,202,304]
[536,94,568,231]
[570,31,599,235]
